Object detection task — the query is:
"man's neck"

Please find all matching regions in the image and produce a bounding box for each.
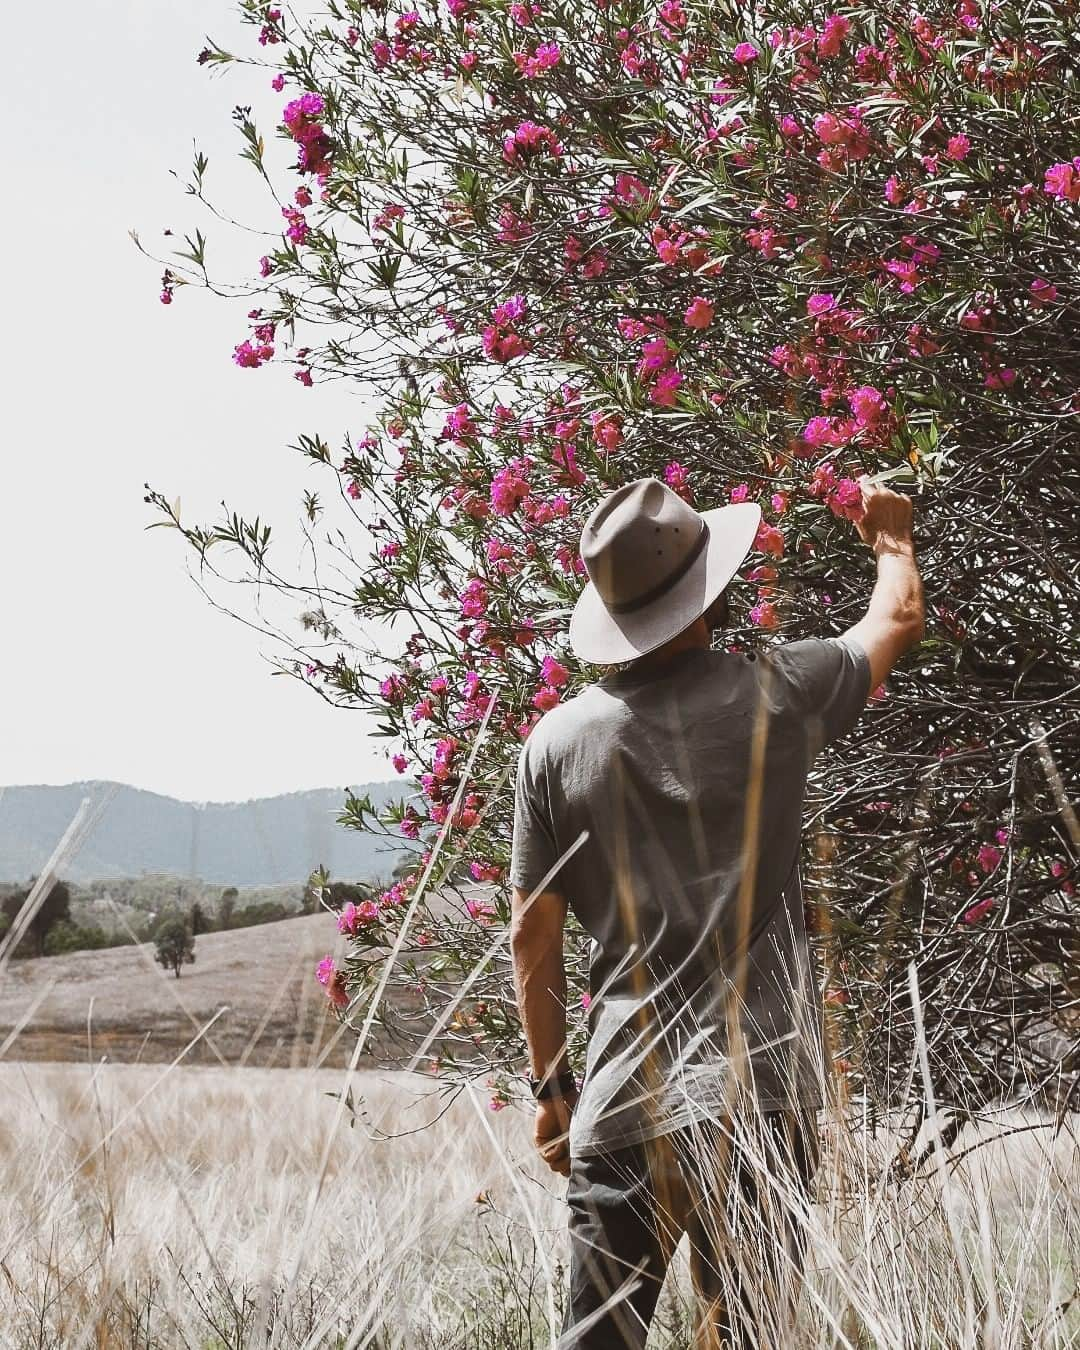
[624,621,710,674]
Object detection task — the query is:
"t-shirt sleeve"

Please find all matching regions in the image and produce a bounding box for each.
[771,634,872,760]
[509,733,562,893]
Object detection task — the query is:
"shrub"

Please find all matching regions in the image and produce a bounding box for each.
[144,0,1079,1116]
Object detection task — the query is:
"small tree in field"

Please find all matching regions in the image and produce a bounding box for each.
[154,916,197,979]
[218,886,239,929]
[143,0,1079,1124]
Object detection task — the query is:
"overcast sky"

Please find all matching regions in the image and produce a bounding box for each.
[1,0,396,803]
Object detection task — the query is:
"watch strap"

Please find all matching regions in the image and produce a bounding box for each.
[529,1068,578,1101]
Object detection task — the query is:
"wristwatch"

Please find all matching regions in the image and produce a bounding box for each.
[528,1068,579,1101]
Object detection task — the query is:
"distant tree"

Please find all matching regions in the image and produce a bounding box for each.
[154,916,196,978]
[2,880,72,958]
[43,919,92,956]
[218,887,238,930]
[189,900,209,935]
[232,900,290,928]
[302,873,375,915]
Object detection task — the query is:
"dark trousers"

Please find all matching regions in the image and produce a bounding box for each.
[559,1109,820,1349]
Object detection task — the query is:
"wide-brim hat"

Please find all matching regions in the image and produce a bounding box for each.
[568,477,761,664]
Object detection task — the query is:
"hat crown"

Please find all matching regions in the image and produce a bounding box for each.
[580,478,705,609]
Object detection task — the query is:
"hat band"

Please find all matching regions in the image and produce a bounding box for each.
[606,519,710,614]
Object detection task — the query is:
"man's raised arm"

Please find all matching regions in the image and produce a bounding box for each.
[842,475,926,693]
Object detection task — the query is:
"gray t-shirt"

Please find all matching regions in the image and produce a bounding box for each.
[510,634,871,1157]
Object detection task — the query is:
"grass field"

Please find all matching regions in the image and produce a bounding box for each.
[0,1059,1077,1349]
[0,914,400,1068]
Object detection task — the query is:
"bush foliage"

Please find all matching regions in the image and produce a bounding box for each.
[145,0,1079,1119]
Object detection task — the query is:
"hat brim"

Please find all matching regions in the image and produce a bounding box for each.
[568,501,762,664]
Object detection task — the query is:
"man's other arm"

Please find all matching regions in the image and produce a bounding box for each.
[842,475,926,693]
[510,884,573,1084]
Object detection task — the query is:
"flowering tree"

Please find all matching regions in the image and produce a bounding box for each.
[144,0,1079,1127]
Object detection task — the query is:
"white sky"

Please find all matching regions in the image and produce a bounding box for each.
[1,0,397,802]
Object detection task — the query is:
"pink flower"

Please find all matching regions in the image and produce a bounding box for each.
[849,385,886,428]
[1044,160,1080,203]
[754,523,785,557]
[316,955,336,987]
[232,339,274,369]
[466,898,496,924]
[816,13,850,57]
[732,41,759,64]
[946,133,971,161]
[502,120,563,164]
[977,843,1002,874]
[828,478,865,522]
[807,292,837,316]
[684,297,715,329]
[581,992,592,1011]
[469,860,503,882]
[532,685,561,711]
[649,367,683,407]
[1030,277,1058,306]
[771,491,789,514]
[664,461,691,498]
[490,462,531,515]
[591,412,623,452]
[541,655,570,687]
[271,74,285,92]
[884,174,907,206]
[749,599,779,629]
[380,673,406,704]
[258,255,272,278]
[729,483,750,503]
[512,39,561,77]
[392,753,408,774]
[639,335,676,374]
[963,897,994,925]
[459,577,488,618]
[338,900,379,934]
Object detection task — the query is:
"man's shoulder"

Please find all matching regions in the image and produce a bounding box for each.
[520,683,610,758]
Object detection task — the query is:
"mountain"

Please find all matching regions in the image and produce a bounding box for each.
[0,781,409,886]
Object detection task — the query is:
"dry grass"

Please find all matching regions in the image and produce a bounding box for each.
[0,1059,1076,1349]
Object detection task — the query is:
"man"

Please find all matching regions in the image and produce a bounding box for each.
[509,473,925,1348]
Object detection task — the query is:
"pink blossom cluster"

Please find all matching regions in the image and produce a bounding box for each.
[490,458,531,515]
[532,653,569,711]
[282,91,332,176]
[563,235,608,278]
[512,40,561,77]
[258,7,283,46]
[1044,158,1080,203]
[483,294,531,362]
[233,337,274,368]
[502,120,563,164]
[809,462,865,522]
[591,411,623,452]
[338,898,381,933]
[315,955,350,1007]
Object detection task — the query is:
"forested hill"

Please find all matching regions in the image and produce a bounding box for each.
[0,782,405,886]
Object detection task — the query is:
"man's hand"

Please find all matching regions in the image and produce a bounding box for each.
[842,475,925,692]
[534,1090,578,1177]
[853,475,915,554]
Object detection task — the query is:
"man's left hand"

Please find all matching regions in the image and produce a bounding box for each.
[534,1091,578,1177]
